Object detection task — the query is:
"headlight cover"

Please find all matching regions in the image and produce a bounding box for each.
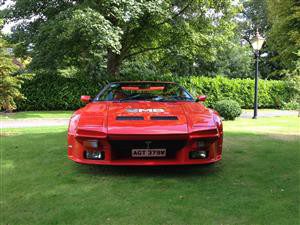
[68,114,80,135]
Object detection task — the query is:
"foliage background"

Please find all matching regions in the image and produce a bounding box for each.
[17,74,294,110]
[0,19,24,111]
[1,0,299,111]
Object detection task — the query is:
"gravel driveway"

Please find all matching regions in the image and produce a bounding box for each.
[1,110,298,129]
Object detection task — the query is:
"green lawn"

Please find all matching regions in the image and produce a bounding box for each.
[1,117,300,225]
[0,111,73,120]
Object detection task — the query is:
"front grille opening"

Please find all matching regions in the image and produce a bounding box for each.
[110,140,186,160]
[116,116,144,120]
[150,116,178,120]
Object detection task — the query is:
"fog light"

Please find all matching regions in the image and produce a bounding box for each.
[189,150,208,159]
[84,151,105,160]
[83,140,98,149]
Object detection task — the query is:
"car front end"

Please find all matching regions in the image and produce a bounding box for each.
[67,82,223,166]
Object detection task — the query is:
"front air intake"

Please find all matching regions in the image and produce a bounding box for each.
[116,116,144,120]
[150,116,178,120]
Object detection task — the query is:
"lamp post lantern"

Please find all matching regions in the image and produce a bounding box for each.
[250,30,265,119]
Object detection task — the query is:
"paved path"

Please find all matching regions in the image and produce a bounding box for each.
[1,110,298,129]
[1,118,69,128]
[240,110,298,118]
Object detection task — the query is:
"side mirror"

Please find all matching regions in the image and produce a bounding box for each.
[196,95,207,102]
[81,95,91,103]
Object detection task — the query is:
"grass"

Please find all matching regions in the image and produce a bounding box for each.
[1,116,300,225]
[225,116,299,136]
[0,111,73,120]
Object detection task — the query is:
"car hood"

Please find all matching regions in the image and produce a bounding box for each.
[76,101,217,136]
[106,101,190,135]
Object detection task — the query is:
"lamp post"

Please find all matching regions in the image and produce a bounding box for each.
[250,30,265,119]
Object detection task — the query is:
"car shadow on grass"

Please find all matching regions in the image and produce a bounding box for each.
[73,162,223,178]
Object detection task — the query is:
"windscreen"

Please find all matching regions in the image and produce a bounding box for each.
[96,82,194,102]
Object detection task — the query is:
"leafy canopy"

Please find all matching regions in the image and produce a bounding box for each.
[5,0,237,78]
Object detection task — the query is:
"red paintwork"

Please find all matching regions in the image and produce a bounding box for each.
[68,83,223,166]
[197,95,207,102]
[80,95,91,103]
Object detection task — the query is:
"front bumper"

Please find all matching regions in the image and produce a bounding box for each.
[67,133,223,166]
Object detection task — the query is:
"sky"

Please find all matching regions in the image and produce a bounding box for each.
[1,0,15,34]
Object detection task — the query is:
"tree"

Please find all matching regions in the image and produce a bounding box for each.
[4,0,235,78]
[239,0,269,41]
[238,0,300,79]
[236,0,273,79]
[106,1,244,78]
[0,20,24,111]
[266,0,300,78]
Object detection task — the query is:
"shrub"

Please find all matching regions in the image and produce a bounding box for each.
[16,74,296,111]
[214,100,242,120]
[283,101,300,110]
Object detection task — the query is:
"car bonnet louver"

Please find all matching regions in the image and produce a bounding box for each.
[116,116,144,120]
[150,116,178,120]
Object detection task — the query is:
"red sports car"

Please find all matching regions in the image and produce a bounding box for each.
[68,81,223,166]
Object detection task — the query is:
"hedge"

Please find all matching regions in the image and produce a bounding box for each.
[16,74,294,111]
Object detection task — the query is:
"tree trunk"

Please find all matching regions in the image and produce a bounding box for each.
[107,49,121,78]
